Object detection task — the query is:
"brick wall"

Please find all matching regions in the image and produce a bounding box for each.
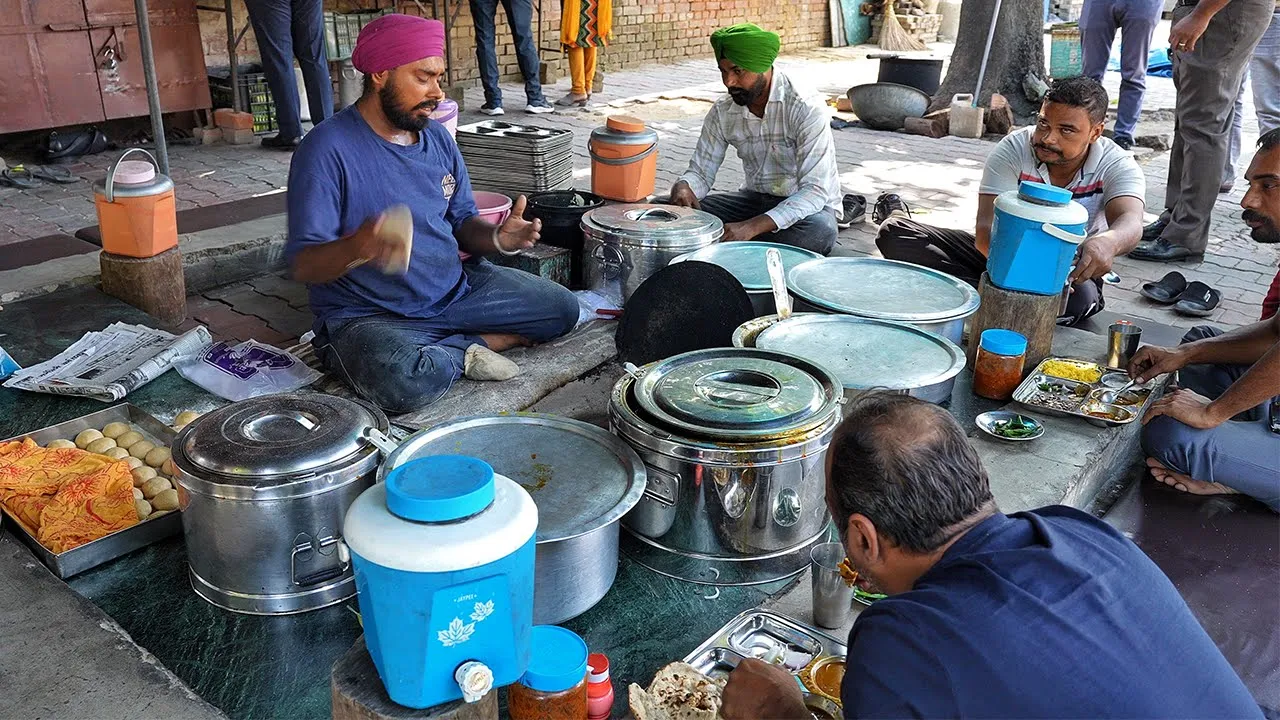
[200,0,830,84]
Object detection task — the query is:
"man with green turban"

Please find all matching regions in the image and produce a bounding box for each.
[671,23,843,254]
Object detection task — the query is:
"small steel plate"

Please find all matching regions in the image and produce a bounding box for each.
[975,411,1045,442]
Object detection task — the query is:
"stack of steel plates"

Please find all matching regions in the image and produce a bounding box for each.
[457,120,575,196]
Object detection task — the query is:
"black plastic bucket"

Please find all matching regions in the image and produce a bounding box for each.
[876,57,944,96]
[525,190,606,289]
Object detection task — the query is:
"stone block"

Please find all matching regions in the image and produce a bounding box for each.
[226,128,257,145]
[193,126,222,145]
[444,85,467,109]
[540,58,563,85]
[592,71,605,94]
[213,109,254,131]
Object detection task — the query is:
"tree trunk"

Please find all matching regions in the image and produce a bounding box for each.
[928,0,1046,121]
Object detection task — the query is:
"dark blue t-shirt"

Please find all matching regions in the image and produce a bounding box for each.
[842,506,1260,719]
[285,106,479,331]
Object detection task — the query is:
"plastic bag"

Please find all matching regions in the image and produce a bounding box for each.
[177,340,321,401]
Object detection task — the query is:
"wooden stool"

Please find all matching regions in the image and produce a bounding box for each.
[331,636,498,720]
[969,272,1059,370]
[99,247,187,326]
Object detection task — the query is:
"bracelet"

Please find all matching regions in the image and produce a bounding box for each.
[493,227,522,256]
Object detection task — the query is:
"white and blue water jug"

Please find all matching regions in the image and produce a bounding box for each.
[988,181,1089,295]
[343,455,538,709]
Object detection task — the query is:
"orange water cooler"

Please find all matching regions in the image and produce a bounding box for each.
[589,116,658,202]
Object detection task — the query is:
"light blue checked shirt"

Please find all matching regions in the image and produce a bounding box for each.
[678,70,842,230]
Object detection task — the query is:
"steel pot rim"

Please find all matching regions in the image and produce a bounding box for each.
[787,257,981,323]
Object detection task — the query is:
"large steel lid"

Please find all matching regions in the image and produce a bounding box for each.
[787,257,980,323]
[671,242,822,291]
[632,348,842,439]
[756,315,966,392]
[581,204,723,248]
[178,393,387,482]
[375,415,646,544]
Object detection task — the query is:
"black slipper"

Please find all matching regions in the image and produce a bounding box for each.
[0,167,39,189]
[1173,281,1220,317]
[1140,271,1187,304]
[838,194,867,229]
[25,164,79,184]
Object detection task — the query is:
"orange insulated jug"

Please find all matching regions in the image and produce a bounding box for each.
[93,149,178,258]
[589,115,658,202]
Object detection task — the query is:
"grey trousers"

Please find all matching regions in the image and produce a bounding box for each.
[1141,326,1280,511]
[1162,0,1274,253]
[1080,0,1165,140]
[1225,9,1280,184]
[697,191,838,255]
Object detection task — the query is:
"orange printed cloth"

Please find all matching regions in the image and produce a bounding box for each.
[0,438,139,553]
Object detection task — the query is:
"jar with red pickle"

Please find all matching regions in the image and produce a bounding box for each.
[973,329,1028,401]
[508,625,589,720]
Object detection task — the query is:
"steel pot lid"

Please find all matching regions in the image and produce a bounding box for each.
[375,415,646,544]
[179,393,387,481]
[787,257,980,323]
[633,348,840,439]
[671,242,822,291]
[756,315,966,392]
[581,204,724,247]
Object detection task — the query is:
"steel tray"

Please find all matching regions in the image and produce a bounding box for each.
[0,404,183,578]
[1012,358,1162,427]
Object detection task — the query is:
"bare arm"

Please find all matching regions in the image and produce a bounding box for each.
[291,215,387,284]
[1070,195,1144,283]
[974,194,997,256]
[1130,315,1280,382]
[454,196,541,257]
[1168,0,1231,52]
[1205,341,1280,424]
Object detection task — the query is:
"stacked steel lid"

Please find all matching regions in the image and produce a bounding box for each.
[457,120,574,196]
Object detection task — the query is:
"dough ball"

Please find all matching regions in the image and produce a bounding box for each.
[85,437,117,454]
[174,411,200,427]
[46,439,77,450]
[132,487,144,500]
[148,509,172,519]
[115,431,145,450]
[141,476,172,500]
[128,440,156,459]
[144,447,171,469]
[151,489,179,511]
[161,458,175,476]
[131,466,157,487]
[125,457,145,470]
[75,429,103,449]
[102,422,131,439]
[104,447,131,460]
[135,499,152,520]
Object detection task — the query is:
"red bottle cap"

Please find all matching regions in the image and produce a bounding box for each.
[587,653,610,684]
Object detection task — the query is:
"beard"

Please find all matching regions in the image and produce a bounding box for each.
[379,79,438,132]
[1033,142,1068,166]
[728,75,768,107]
[1243,208,1280,244]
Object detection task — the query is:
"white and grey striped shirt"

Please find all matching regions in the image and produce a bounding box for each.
[678,70,842,230]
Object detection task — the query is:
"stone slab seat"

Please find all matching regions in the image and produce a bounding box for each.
[74,192,288,246]
[0,234,99,272]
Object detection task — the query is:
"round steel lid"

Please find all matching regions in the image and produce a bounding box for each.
[581,204,723,247]
[787,258,980,323]
[180,393,386,481]
[756,315,966,392]
[376,415,646,544]
[633,348,839,439]
[671,242,822,291]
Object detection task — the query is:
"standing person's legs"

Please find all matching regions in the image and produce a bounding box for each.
[1252,10,1280,134]
[568,47,587,96]
[245,0,304,139]
[1224,77,1246,187]
[583,46,598,94]
[470,0,503,107]
[499,0,546,105]
[874,217,985,286]
[1080,1,1119,93]
[290,0,332,128]
[1112,0,1163,142]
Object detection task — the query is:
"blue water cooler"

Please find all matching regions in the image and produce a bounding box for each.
[987,181,1089,295]
[343,455,538,709]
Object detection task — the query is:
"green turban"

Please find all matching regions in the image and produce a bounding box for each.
[710,24,780,73]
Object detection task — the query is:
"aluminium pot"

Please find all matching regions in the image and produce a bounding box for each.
[372,414,646,626]
[172,393,389,615]
[610,348,843,586]
[581,203,723,304]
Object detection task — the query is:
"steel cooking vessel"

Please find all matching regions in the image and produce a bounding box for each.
[373,414,646,626]
[670,242,822,317]
[610,348,842,586]
[172,393,389,615]
[581,204,723,303]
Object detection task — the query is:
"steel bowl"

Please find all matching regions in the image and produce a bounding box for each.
[975,410,1045,442]
[846,82,931,131]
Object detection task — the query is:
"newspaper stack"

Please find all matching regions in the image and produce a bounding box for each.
[3,323,213,402]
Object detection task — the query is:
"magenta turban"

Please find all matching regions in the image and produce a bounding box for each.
[351,14,446,74]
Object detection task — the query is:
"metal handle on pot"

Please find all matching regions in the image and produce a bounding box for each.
[104,147,160,203]
[363,426,400,456]
[588,139,658,166]
[765,248,792,319]
[590,243,626,279]
[642,466,680,507]
[292,534,349,587]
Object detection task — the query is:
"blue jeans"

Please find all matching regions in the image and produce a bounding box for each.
[244,0,334,139]
[313,262,578,413]
[1141,326,1280,511]
[1080,0,1164,141]
[469,0,545,106]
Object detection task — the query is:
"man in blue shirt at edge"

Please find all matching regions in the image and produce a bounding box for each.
[285,14,579,414]
[720,392,1262,719]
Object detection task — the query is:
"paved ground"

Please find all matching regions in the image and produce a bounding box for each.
[4,28,1275,337]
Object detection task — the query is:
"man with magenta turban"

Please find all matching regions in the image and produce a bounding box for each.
[285,14,579,414]
[670,24,843,255]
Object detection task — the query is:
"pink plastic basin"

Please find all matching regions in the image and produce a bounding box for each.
[474,191,513,226]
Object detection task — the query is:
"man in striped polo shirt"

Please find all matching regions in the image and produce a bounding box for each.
[876,77,1147,326]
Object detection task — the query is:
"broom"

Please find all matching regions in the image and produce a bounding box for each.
[879,1,928,52]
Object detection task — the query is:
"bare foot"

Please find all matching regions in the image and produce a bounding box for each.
[478,333,532,353]
[1145,457,1240,497]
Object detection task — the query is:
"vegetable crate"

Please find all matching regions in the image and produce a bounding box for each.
[209,71,279,134]
[1049,23,1083,79]
[325,9,393,60]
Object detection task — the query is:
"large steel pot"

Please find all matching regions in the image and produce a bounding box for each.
[611,348,843,586]
[373,414,646,626]
[172,393,389,615]
[581,204,723,303]
[670,241,822,317]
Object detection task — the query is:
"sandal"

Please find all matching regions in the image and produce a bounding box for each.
[25,164,79,184]
[1173,281,1221,317]
[0,166,39,189]
[1139,271,1187,304]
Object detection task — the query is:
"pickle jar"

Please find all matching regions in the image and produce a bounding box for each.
[973,329,1028,401]
[508,625,589,720]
